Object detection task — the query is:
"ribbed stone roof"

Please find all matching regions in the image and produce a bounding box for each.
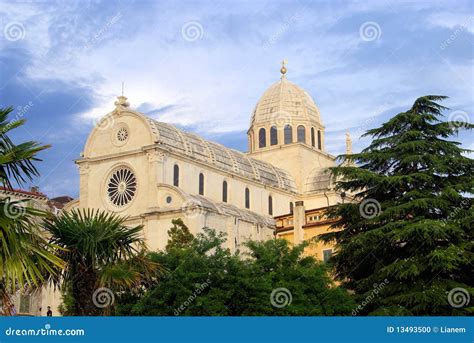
[185,194,276,227]
[250,77,322,127]
[146,119,297,193]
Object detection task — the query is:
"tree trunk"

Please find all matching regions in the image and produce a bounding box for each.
[0,282,15,316]
[72,267,100,316]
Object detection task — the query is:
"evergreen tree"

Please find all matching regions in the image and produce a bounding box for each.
[165,219,194,252]
[319,96,473,315]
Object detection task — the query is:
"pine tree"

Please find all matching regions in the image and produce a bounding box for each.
[319,96,473,315]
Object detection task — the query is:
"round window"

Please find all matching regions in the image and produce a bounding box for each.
[117,127,129,142]
[107,167,137,208]
[166,196,172,204]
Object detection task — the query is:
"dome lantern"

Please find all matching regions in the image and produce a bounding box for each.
[248,63,325,153]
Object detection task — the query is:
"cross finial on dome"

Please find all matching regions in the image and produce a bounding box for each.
[280,59,288,78]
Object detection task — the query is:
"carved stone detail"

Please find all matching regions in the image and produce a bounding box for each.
[77,163,90,175]
[147,151,165,163]
[114,95,130,111]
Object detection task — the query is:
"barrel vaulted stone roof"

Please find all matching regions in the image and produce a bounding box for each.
[146,119,297,193]
[184,193,276,227]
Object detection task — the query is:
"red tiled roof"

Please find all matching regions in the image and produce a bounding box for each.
[50,196,74,204]
[0,186,47,198]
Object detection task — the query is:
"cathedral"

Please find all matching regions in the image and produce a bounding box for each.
[68,63,348,258]
[10,63,350,316]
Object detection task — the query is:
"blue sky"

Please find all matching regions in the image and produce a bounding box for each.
[0,0,472,198]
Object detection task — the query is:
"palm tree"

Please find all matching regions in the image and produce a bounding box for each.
[0,106,63,315]
[44,209,160,316]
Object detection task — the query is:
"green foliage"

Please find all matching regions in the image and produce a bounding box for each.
[319,96,473,315]
[165,218,194,251]
[0,106,62,314]
[57,282,76,316]
[0,200,63,292]
[121,224,354,316]
[44,209,160,316]
[0,106,50,188]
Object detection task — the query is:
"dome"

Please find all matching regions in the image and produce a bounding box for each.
[250,77,322,127]
[247,65,326,153]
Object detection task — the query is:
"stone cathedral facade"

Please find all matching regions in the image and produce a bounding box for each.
[70,65,348,256]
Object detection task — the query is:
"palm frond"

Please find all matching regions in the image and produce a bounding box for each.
[0,106,50,188]
[0,198,64,294]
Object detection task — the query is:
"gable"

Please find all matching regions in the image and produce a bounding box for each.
[83,109,155,159]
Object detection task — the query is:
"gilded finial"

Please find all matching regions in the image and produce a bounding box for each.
[280,59,287,78]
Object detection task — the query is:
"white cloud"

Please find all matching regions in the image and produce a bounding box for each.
[426,12,474,33]
[3,0,473,153]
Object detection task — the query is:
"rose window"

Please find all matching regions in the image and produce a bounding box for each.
[117,127,129,142]
[107,167,137,207]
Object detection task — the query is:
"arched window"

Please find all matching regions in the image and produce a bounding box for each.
[289,202,294,214]
[317,130,322,150]
[284,125,293,144]
[222,181,228,203]
[245,187,250,209]
[311,127,315,147]
[173,164,179,187]
[297,125,306,143]
[268,195,273,215]
[270,126,278,145]
[199,173,204,195]
[258,128,266,148]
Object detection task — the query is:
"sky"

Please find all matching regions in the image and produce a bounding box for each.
[0,0,472,198]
